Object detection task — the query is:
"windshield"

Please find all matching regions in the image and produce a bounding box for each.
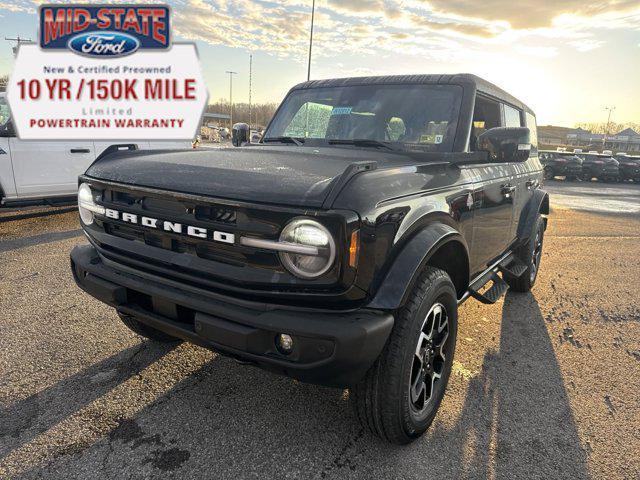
[0,96,10,128]
[264,84,462,152]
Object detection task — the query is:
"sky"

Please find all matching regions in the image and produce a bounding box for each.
[1,0,639,127]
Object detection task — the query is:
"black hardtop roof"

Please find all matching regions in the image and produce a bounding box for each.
[290,74,534,115]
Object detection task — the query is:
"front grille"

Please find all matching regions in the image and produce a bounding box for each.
[86,181,346,290]
[195,205,237,224]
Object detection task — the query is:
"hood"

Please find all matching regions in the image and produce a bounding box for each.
[85,145,415,208]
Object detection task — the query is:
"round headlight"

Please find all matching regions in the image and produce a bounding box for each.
[78,183,104,225]
[279,219,336,279]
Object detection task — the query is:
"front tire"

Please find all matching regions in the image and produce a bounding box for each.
[118,312,182,343]
[351,266,458,444]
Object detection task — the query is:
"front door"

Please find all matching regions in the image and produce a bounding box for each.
[9,138,95,198]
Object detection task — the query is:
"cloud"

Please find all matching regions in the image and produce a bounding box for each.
[569,39,605,52]
[2,0,639,62]
[515,45,559,58]
[419,1,640,30]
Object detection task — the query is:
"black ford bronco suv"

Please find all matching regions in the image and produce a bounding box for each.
[71,74,548,444]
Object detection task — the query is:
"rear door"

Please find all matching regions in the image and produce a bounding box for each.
[502,103,533,243]
[465,95,517,275]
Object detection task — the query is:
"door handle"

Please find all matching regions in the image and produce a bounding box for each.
[70,148,90,153]
[501,184,516,195]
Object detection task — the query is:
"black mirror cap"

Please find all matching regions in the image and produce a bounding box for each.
[478,127,531,163]
[232,122,250,147]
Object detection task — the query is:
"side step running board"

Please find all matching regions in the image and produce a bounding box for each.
[468,271,509,305]
[499,257,528,278]
[461,251,526,305]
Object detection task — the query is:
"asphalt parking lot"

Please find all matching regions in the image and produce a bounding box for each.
[1,181,639,479]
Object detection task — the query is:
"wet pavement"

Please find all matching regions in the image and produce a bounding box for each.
[545,180,640,214]
[1,183,639,479]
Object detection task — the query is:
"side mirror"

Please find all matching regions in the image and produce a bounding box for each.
[232,123,250,147]
[478,127,530,163]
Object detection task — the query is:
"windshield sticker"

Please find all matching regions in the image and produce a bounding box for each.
[331,107,352,116]
[419,134,444,144]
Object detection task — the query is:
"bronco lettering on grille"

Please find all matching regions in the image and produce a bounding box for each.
[103,208,235,244]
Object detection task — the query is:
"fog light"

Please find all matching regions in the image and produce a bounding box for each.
[276,333,294,355]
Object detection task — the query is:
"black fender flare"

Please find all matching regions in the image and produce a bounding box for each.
[368,223,469,310]
[516,188,549,243]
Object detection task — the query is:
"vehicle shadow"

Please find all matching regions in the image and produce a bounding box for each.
[0,342,176,459]
[428,291,591,479]
[10,292,590,479]
[0,229,82,253]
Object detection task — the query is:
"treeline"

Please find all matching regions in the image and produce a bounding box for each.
[575,122,640,134]
[205,100,279,129]
[0,75,8,92]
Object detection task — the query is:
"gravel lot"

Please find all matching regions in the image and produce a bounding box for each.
[1,181,639,479]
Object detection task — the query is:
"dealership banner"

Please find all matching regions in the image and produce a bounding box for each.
[6,4,207,140]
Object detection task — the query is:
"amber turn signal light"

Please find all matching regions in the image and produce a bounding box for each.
[349,230,360,268]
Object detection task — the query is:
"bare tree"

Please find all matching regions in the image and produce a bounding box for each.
[206,100,278,129]
[575,121,640,134]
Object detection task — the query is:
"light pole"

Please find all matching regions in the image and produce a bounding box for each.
[5,36,32,57]
[307,0,315,81]
[603,106,615,150]
[248,55,252,130]
[226,70,237,127]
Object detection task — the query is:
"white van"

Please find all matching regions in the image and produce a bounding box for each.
[0,92,191,205]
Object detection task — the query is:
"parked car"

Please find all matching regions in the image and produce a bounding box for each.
[579,153,620,182]
[0,93,191,206]
[250,130,262,143]
[70,74,548,444]
[616,154,640,182]
[539,150,582,181]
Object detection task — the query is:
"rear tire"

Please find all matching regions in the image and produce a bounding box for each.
[118,312,182,343]
[505,215,545,293]
[351,266,458,444]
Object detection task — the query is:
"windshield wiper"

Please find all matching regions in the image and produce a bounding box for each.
[327,139,398,151]
[262,136,305,146]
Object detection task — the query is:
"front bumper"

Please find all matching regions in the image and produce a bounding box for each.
[70,244,393,387]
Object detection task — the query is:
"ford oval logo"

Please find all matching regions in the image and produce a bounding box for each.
[67,31,140,58]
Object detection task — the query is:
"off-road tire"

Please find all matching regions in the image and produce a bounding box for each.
[505,215,545,292]
[351,266,458,444]
[543,168,554,180]
[118,312,182,343]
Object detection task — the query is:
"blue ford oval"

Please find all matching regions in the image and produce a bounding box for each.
[67,31,140,58]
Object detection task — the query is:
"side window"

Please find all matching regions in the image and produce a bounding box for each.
[470,96,501,151]
[525,112,538,153]
[503,104,522,127]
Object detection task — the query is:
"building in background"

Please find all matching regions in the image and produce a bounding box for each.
[539,125,640,153]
